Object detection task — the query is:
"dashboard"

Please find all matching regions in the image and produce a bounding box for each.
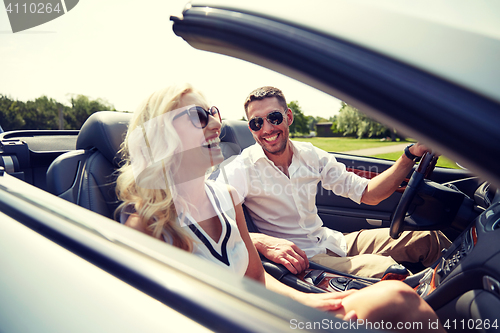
[419,188,500,328]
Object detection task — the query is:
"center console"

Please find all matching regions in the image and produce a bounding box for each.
[415,201,500,302]
[299,269,374,292]
[265,260,409,293]
[415,225,477,297]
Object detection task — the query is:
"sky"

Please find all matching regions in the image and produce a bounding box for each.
[0,0,343,121]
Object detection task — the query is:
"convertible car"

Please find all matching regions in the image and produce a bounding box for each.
[1,1,500,332]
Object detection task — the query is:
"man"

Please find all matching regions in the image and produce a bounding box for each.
[216,86,450,278]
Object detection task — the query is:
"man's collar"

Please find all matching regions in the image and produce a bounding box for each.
[247,142,268,163]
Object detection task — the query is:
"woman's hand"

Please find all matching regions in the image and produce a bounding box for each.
[293,289,358,313]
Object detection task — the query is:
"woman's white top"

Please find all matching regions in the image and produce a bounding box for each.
[120,181,249,277]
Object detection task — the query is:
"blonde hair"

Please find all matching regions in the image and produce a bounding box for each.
[116,83,207,252]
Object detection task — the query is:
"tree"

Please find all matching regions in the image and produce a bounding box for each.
[333,102,388,139]
[288,100,309,137]
[306,116,315,130]
[328,115,340,133]
[23,96,62,130]
[0,94,115,131]
[0,94,71,130]
[69,95,115,129]
[0,96,25,130]
[307,115,327,132]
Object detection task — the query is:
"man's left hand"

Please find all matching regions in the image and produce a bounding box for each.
[409,142,428,157]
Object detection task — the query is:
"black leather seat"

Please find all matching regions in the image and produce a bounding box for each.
[219,119,255,159]
[47,114,254,221]
[47,111,131,220]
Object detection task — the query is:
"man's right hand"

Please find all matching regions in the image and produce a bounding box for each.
[250,233,309,274]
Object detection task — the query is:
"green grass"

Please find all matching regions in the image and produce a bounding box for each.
[293,137,460,169]
[371,152,460,169]
[293,137,410,152]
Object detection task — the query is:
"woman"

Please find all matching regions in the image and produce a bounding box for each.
[116,83,445,331]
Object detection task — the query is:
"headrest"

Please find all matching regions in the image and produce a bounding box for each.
[76,111,132,166]
[220,119,255,152]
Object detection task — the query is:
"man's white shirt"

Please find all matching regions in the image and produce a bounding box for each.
[216,140,369,257]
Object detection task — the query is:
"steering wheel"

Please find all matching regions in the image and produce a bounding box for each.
[390,152,439,239]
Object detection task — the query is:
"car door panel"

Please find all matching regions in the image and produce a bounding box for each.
[317,153,472,233]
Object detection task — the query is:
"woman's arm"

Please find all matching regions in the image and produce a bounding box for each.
[230,190,266,283]
[230,186,347,312]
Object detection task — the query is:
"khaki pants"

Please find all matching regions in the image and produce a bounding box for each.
[310,229,451,278]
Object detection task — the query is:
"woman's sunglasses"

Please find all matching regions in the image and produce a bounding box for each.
[248,110,285,132]
[173,106,221,129]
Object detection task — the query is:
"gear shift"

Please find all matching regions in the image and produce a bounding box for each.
[381,264,409,281]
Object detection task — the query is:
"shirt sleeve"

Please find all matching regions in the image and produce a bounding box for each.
[315,147,370,204]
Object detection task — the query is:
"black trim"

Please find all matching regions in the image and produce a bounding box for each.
[404,144,421,163]
[188,183,232,266]
[171,6,500,188]
[188,219,231,266]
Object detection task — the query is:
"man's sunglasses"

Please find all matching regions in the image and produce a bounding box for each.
[173,106,221,129]
[248,110,285,132]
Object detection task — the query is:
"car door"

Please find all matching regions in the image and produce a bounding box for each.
[171,2,500,190]
[317,152,473,234]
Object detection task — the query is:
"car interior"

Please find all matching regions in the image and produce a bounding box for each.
[1,110,499,326]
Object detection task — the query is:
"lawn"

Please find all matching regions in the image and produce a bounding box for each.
[293,137,460,169]
[293,137,410,152]
[370,152,460,169]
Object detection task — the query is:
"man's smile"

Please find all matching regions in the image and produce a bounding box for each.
[263,133,279,142]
